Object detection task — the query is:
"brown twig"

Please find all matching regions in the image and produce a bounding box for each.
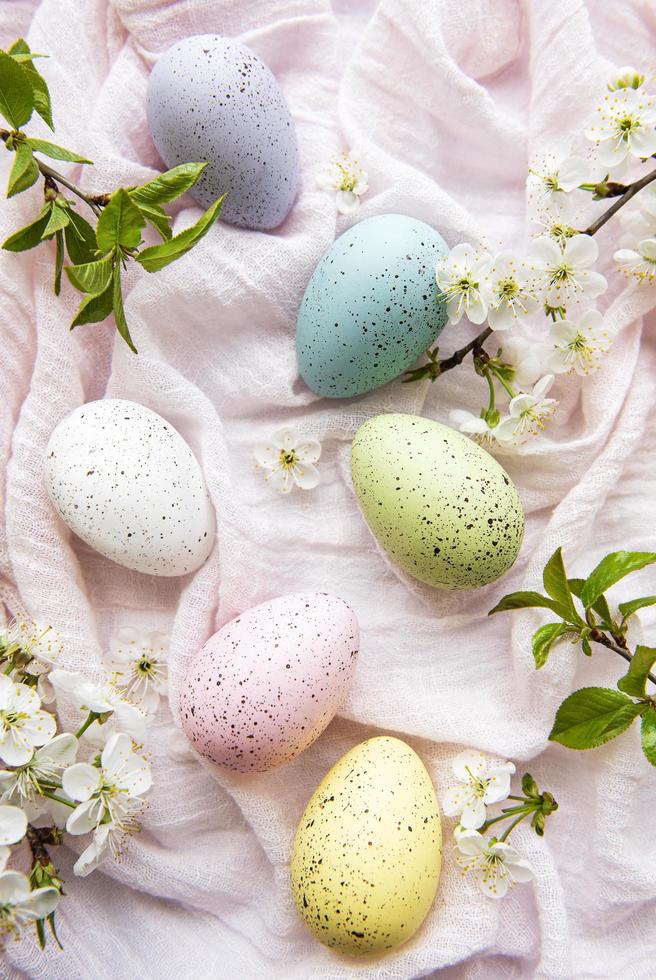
[590,629,656,686]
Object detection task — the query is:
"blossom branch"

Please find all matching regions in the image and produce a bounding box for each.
[590,628,656,685]
[584,164,656,236]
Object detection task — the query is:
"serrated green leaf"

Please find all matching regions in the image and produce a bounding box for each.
[136,194,224,273]
[26,138,91,164]
[133,201,172,241]
[129,162,207,207]
[581,552,656,608]
[41,203,70,239]
[569,577,613,625]
[9,39,54,130]
[96,188,145,254]
[619,595,656,620]
[549,687,640,749]
[488,591,569,617]
[54,229,64,295]
[641,712,656,767]
[64,210,97,264]
[7,142,39,197]
[70,282,114,328]
[543,548,581,623]
[65,258,113,294]
[532,622,568,669]
[0,49,34,127]
[112,262,137,352]
[2,209,49,251]
[617,645,656,698]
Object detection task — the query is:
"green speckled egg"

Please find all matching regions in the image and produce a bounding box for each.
[350,413,524,590]
[290,736,442,955]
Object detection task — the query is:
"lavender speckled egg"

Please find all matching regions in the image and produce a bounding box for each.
[296,213,449,398]
[180,593,359,772]
[351,413,524,589]
[290,736,442,955]
[44,399,215,577]
[146,34,299,230]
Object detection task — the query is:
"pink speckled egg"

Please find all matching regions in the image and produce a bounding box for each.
[180,593,359,772]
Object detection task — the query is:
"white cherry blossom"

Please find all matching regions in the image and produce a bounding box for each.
[498,335,552,388]
[449,409,499,446]
[548,310,609,375]
[435,243,493,325]
[316,152,369,214]
[0,675,56,766]
[254,428,321,494]
[614,238,656,282]
[48,669,148,742]
[495,375,558,447]
[106,628,168,714]
[0,733,77,825]
[454,827,534,899]
[487,252,539,330]
[586,87,656,166]
[0,847,59,940]
[62,732,152,837]
[442,750,516,829]
[528,233,607,307]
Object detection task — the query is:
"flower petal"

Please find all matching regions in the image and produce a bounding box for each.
[36,732,78,768]
[336,189,360,214]
[454,826,488,856]
[294,439,322,465]
[18,886,60,920]
[452,750,487,781]
[291,463,321,491]
[0,728,34,766]
[459,797,487,830]
[442,785,474,817]
[253,442,280,469]
[0,675,14,711]
[563,233,598,267]
[62,762,102,803]
[0,869,30,904]
[101,732,133,774]
[66,798,104,836]
[0,804,27,845]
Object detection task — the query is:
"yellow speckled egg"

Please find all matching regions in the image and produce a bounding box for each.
[290,736,442,955]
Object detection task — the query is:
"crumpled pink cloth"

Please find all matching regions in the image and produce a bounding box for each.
[1,1,656,977]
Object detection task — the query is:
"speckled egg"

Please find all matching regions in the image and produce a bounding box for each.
[351,413,524,589]
[44,399,215,577]
[146,34,299,230]
[296,214,448,398]
[290,736,442,955]
[180,593,359,772]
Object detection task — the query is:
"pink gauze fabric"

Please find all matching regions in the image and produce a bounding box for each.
[1,1,656,977]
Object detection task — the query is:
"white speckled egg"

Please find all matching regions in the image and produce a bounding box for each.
[44,399,215,577]
[180,593,359,772]
[291,736,442,955]
[146,34,299,230]
[296,213,449,398]
[351,413,524,589]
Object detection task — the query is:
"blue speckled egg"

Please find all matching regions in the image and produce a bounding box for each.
[296,214,449,398]
[146,35,299,230]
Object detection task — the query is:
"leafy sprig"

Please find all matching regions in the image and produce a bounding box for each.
[0,38,225,351]
[490,548,656,765]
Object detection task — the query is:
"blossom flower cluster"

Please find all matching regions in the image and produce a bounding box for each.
[442,751,558,899]
[0,618,168,946]
[314,68,656,454]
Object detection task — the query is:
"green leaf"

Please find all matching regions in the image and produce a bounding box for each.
[617,645,656,698]
[8,39,54,131]
[549,687,640,749]
[65,258,113,294]
[64,210,97,264]
[532,622,569,669]
[96,188,145,254]
[54,229,64,295]
[129,162,207,207]
[619,595,656,620]
[0,49,34,127]
[2,210,49,251]
[569,577,613,626]
[488,591,569,617]
[133,201,172,241]
[7,142,39,197]
[543,548,581,622]
[26,138,91,164]
[136,194,224,273]
[581,552,656,609]
[41,203,70,239]
[70,283,114,328]
[641,712,656,767]
[112,262,137,353]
